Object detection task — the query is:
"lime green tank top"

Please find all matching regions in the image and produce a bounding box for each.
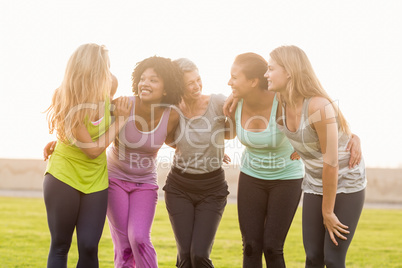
[45,99,111,193]
[235,95,304,180]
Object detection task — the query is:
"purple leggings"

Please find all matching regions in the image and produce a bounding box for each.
[107,178,159,268]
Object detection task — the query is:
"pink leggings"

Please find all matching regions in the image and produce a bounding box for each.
[107,178,159,268]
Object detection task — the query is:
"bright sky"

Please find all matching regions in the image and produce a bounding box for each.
[1,0,401,168]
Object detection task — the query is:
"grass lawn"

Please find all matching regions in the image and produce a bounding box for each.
[0,197,401,267]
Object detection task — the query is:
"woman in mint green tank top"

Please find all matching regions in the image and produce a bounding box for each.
[226,52,304,268]
[43,44,132,268]
[224,53,362,268]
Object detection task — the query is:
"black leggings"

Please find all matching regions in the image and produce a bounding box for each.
[163,168,228,268]
[302,189,365,268]
[237,172,303,268]
[43,174,108,268]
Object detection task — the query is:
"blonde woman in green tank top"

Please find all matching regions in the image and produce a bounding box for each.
[43,44,132,268]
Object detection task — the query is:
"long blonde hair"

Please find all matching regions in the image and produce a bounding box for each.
[46,43,111,143]
[270,45,351,135]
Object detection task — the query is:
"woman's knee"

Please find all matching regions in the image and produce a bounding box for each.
[242,240,262,258]
[263,244,284,263]
[130,232,151,247]
[50,241,71,257]
[305,251,324,268]
[77,239,98,257]
[323,255,345,268]
[190,251,212,267]
[323,245,346,268]
[176,253,191,268]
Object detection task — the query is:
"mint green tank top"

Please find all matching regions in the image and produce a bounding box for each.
[45,99,111,193]
[235,95,304,180]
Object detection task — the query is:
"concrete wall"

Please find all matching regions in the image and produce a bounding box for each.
[1,158,401,204]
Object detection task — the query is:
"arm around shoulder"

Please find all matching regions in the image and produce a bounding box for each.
[224,116,236,139]
[73,96,132,159]
[165,107,180,148]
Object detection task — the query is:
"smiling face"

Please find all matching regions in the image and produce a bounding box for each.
[228,64,254,98]
[138,68,165,103]
[183,70,202,101]
[265,58,289,93]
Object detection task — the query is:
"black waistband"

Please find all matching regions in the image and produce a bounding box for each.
[171,166,224,180]
[166,167,226,193]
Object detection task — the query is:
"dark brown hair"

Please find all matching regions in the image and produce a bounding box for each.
[234,52,268,89]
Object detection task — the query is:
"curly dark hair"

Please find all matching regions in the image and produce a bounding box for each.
[132,56,185,105]
[234,52,268,90]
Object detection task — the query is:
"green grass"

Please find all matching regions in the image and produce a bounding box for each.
[0,197,401,267]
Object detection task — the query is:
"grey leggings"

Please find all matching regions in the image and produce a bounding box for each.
[302,189,365,268]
